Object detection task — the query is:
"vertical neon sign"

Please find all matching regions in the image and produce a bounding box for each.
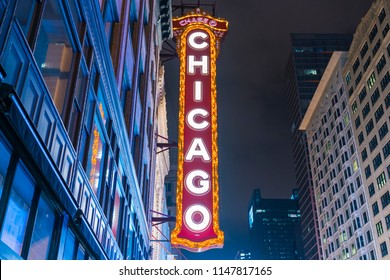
[171,8,228,252]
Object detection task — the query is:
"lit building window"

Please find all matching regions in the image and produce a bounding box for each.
[34,0,75,117]
[86,117,106,195]
[0,163,35,256]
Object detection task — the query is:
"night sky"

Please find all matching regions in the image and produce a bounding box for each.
[163,0,374,259]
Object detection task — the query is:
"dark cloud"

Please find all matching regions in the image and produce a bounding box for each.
[165,0,374,259]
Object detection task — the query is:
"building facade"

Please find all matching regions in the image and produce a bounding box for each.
[151,66,171,260]
[284,33,354,259]
[342,0,390,260]
[248,189,304,260]
[300,52,378,260]
[0,0,171,260]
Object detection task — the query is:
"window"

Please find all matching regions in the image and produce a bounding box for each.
[352,58,360,73]
[14,1,38,39]
[372,39,381,56]
[0,137,11,198]
[377,171,387,190]
[359,87,367,103]
[367,72,376,90]
[34,0,76,119]
[383,140,390,158]
[371,88,380,105]
[352,101,358,114]
[381,191,390,209]
[360,42,369,58]
[379,8,387,24]
[379,122,389,140]
[376,55,387,74]
[0,163,36,256]
[363,56,372,72]
[27,194,57,259]
[369,24,378,42]
[346,72,351,85]
[368,183,375,198]
[373,153,383,170]
[380,72,390,91]
[383,24,390,37]
[376,221,384,236]
[358,132,364,145]
[85,116,106,195]
[0,143,61,260]
[385,92,390,108]
[369,136,378,152]
[380,242,388,257]
[362,148,368,161]
[362,103,371,119]
[365,165,372,179]
[375,105,384,122]
[355,116,361,129]
[365,119,374,135]
[385,214,390,230]
[355,72,362,86]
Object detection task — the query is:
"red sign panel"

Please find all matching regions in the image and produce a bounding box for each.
[171,9,228,252]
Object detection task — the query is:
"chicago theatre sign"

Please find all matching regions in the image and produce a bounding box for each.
[171,9,228,252]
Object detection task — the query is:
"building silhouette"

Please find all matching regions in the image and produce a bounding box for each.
[284,33,354,259]
[0,0,172,259]
[248,189,304,260]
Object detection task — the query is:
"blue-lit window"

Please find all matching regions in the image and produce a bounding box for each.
[0,163,35,256]
[14,1,38,39]
[34,0,76,117]
[27,194,56,259]
[0,137,11,198]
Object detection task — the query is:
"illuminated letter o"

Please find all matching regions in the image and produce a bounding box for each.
[184,204,211,232]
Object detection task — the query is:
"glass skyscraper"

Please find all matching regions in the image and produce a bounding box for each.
[248,189,303,260]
